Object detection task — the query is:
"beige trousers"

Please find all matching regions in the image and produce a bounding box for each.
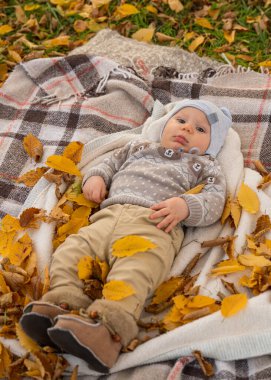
[42,204,184,320]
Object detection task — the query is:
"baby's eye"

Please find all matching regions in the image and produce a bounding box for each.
[177,118,186,124]
[196,126,206,133]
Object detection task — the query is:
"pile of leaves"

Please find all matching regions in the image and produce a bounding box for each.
[0,0,271,87]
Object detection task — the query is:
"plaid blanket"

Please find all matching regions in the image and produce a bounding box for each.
[1,53,271,380]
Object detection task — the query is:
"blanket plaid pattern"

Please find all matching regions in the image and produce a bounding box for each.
[1,53,271,380]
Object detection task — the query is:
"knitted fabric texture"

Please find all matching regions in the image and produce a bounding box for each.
[83,141,226,227]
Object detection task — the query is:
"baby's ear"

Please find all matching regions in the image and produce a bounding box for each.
[220,107,232,122]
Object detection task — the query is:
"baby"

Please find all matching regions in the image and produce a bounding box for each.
[20,99,232,373]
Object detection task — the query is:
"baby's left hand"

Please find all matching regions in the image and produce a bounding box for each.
[149,197,189,233]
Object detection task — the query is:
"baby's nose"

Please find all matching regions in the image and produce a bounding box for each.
[181,123,193,133]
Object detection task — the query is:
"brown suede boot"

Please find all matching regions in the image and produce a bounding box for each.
[47,314,122,373]
[19,301,69,347]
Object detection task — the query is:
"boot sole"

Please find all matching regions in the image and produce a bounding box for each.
[20,313,56,347]
[48,327,109,373]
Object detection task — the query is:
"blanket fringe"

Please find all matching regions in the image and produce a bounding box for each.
[31,65,133,106]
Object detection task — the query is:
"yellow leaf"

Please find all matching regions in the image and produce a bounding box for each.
[221,293,248,317]
[113,4,139,20]
[103,280,135,300]
[195,18,214,29]
[50,0,73,5]
[0,273,10,294]
[187,295,216,308]
[258,60,271,67]
[184,31,196,42]
[56,206,90,244]
[185,183,205,195]
[78,256,94,280]
[173,294,188,310]
[221,196,231,225]
[96,257,109,283]
[1,214,22,233]
[163,304,182,323]
[16,167,48,187]
[231,199,241,228]
[152,277,184,304]
[16,323,40,353]
[88,20,106,32]
[42,267,50,296]
[155,32,176,43]
[132,28,155,43]
[0,343,12,379]
[46,155,81,176]
[23,134,43,162]
[0,63,8,82]
[188,35,205,52]
[145,5,157,14]
[63,141,84,164]
[237,183,259,214]
[24,4,41,11]
[223,30,236,44]
[112,235,157,257]
[43,36,70,48]
[66,193,96,207]
[8,233,32,266]
[211,259,245,276]
[0,25,13,35]
[238,254,271,267]
[168,0,184,13]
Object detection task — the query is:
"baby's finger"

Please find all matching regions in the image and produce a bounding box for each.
[150,202,166,210]
[165,220,178,233]
[156,215,174,230]
[149,208,169,219]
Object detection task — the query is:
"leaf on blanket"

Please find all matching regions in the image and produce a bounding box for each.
[237,182,259,214]
[150,277,185,305]
[187,295,216,308]
[0,342,12,379]
[221,196,241,228]
[221,293,247,317]
[238,253,271,267]
[193,350,214,377]
[112,235,157,257]
[70,365,79,380]
[16,323,41,353]
[132,28,155,43]
[66,193,97,208]
[257,173,271,190]
[251,214,271,241]
[1,214,23,233]
[43,172,63,186]
[16,167,49,187]
[23,134,43,162]
[19,207,45,229]
[63,141,84,164]
[210,258,246,276]
[46,155,81,177]
[103,280,135,300]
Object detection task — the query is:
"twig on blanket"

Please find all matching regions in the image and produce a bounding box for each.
[201,235,237,248]
[253,160,269,176]
[182,252,201,277]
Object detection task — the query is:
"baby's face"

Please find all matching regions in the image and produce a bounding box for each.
[161,107,211,155]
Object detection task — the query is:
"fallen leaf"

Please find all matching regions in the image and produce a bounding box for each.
[102,280,135,300]
[238,254,271,267]
[188,35,205,52]
[23,134,43,162]
[195,18,213,29]
[237,182,259,214]
[193,350,214,377]
[24,4,41,11]
[211,259,246,276]
[73,20,88,33]
[0,25,13,35]
[113,4,139,20]
[43,36,70,48]
[223,30,236,44]
[187,295,216,308]
[46,155,81,176]
[185,183,205,195]
[92,0,111,8]
[151,277,184,305]
[19,207,42,228]
[16,167,49,187]
[16,323,41,353]
[112,235,157,257]
[78,256,94,280]
[221,293,247,317]
[0,343,12,379]
[132,28,155,43]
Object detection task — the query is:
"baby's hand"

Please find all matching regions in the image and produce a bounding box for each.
[82,176,106,203]
[149,197,189,233]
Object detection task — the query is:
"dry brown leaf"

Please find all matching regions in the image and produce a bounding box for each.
[63,141,84,164]
[193,350,214,377]
[43,172,63,185]
[23,134,43,162]
[155,32,176,42]
[168,0,184,12]
[16,167,49,187]
[70,365,79,380]
[16,323,41,353]
[19,207,43,228]
[188,35,205,52]
[0,342,12,379]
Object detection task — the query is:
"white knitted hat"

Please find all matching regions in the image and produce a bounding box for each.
[141,99,232,158]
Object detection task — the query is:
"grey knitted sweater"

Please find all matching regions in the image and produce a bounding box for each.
[83,140,226,227]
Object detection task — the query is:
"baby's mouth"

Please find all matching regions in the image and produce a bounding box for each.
[175,135,188,145]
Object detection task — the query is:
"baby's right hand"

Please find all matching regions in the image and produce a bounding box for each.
[82,176,106,203]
